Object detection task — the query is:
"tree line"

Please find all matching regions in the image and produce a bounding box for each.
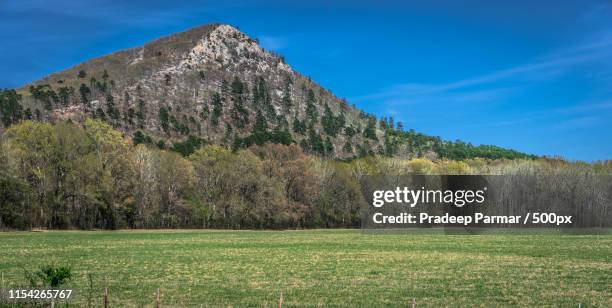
[1,120,610,230]
[0,120,363,229]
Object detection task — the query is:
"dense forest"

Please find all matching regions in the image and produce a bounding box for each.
[0,119,610,230]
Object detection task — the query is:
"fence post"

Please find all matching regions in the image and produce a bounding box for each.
[104,287,109,308]
[156,288,161,308]
[412,298,416,308]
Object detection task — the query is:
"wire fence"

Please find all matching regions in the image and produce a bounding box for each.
[1,277,421,307]
[1,287,390,307]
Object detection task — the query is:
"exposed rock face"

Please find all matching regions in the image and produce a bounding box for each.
[20,24,381,157]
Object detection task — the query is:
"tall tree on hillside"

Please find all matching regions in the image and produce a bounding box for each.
[282,76,293,111]
[230,77,248,128]
[159,107,170,133]
[305,89,318,124]
[363,117,378,141]
[106,94,120,124]
[211,92,222,127]
[307,125,324,154]
[79,84,91,104]
[0,89,23,127]
[136,99,146,129]
[254,110,268,133]
[292,113,306,135]
[321,104,344,137]
[57,86,72,106]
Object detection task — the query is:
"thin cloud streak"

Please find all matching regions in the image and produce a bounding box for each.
[383,87,515,108]
[351,33,612,103]
[464,100,612,129]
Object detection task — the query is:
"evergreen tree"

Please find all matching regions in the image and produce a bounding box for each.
[211,92,222,127]
[396,121,404,132]
[89,77,97,93]
[171,135,203,156]
[282,76,292,111]
[292,115,306,135]
[133,131,147,145]
[344,125,356,138]
[159,106,170,133]
[363,117,378,140]
[383,130,398,156]
[271,127,293,145]
[57,87,71,106]
[79,84,91,104]
[136,99,146,128]
[253,76,274,118]
[305,89,318,124]
[307,125,324,154]
[321,104,344,137]
[0,89,23,127]
[29,85,58,110]
[230,77,248,128]
[126,108,135,126]
[106,94,120,123]
[253,110,268,133]
[337,112,346,129]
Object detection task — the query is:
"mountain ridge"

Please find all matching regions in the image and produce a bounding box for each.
[4,23,533,160]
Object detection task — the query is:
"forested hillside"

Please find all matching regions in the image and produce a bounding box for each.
[1,24,532,161]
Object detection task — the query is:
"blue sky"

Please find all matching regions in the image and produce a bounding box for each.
[1,0,611,161]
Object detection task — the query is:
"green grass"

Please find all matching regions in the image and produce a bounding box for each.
[0,230,610,307]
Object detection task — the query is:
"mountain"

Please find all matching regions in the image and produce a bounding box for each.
[6,23,532,160]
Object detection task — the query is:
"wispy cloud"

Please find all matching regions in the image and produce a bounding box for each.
[553,115,602,130]
[352,33,612,105]
[383,87,515,109]
[463,99,612,129]
[553,100,612,114]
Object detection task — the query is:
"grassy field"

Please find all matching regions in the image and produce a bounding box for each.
[0,230,610,307]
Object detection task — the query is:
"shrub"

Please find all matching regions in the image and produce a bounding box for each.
[24,265,72,288]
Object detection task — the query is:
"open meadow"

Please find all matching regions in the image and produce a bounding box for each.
[0,230,610,307]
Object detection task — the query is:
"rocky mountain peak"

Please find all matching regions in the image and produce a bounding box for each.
[7,23,531,160]
[17,23,369,158]
[154,24,292,86]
